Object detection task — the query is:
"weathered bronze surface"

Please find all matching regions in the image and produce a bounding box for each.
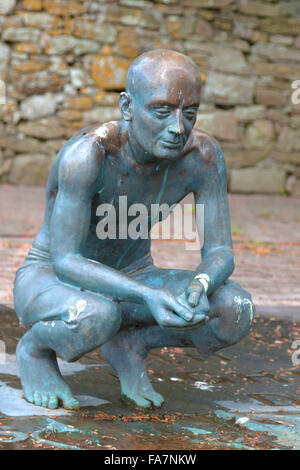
[14,50,255,410]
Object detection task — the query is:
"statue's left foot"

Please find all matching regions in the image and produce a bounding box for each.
[101,332,164,410]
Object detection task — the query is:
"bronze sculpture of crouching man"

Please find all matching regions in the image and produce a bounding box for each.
[14,49,255,410]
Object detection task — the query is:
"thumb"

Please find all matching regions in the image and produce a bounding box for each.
[187,290,201,307]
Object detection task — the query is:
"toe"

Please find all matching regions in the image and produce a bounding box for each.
[122,393,151,410]
[148,392,164,408]
[61,394,80,410]
[136,397,151,408]
[42,393,49,408]
[24,392,34,404]
[33,391,42,406]
[48,393,58,409]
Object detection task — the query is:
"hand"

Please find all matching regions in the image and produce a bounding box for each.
[143,287,198,329]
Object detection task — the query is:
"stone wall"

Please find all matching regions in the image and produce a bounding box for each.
[0,0,300,194]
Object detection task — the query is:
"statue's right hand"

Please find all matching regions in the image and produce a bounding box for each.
[143,288,197,329]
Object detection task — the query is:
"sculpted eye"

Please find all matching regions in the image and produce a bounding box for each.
[183,109,197,120]
[152,107,171,118]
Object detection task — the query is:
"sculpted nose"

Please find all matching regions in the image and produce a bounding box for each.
[168,110,184,135]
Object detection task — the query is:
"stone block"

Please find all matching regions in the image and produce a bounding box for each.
[20,93,62,120]
[72,21,117,44]
[209,47,251,75]
[230,164,286,193]
[223,148,267,169]
[202,72,255,105]
[0,0,16,15]
[116,29,141,58]
[0,42,10,77]
[271,151,300,165]
[195,110,238,141]
[244,120,275,149]
[83,107,121,124]
[277,127,300,152]
[92,56,131,90]
[235,105,266,122]
[7,154,52,185]
[18,117,68,139]
[0,136,52,155]
[252,43,300,63]
[44,0,88,16]
[16,71,66,96]
[260,18,300,35]
[239,1,281,17]
[2,27,40,42]
[45,36,99,56]
[21,0,43,10]
[286,175,300,196]
[255,88,287,107]
[254,62,300,79]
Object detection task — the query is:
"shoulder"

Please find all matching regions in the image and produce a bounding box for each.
[186,128,227,179]
[57,130,103,193]
[79,120,121,155]
[190,129,224,167]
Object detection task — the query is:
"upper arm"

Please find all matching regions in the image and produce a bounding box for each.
[50,136,102,263]
[193,134,233,258]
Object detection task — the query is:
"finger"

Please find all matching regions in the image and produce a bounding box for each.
[163,312,194,328]
[186,283,203,297]
[155,309,188,329]
[169,301,194,322]
[187,291,201,307]
[164,312,207,329]
[188,312,207,326]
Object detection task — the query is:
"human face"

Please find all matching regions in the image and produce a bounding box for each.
[130,68,200,160]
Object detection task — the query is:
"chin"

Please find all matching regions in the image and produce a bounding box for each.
[156,148,183,160]
[152,142,183,159]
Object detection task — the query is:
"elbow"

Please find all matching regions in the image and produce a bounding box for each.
[219,246,234,276]
[227,250,235,276]
[53,253,76,282]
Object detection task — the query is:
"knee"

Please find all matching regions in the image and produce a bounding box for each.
[212,292,255,345]
[75,300,121,351]
[226,294,255,344]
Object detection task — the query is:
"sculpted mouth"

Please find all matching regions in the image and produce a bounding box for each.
[162,140,182,148]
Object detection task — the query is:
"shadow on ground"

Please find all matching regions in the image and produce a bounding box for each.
[0,305,299,450]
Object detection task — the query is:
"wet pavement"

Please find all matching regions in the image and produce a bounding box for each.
[0,304,299,450]
[0,185,299,450]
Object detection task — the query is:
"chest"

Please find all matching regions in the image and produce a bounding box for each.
[93,158,195,214]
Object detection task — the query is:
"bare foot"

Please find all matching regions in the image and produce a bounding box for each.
[101,331,164,410]
[16,331,79,410]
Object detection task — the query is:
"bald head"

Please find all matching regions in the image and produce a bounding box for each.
[120,49,201,160]
[125,49,201,98]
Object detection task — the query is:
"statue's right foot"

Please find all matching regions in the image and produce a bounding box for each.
[16,331,79,410]
[101,331,164,410]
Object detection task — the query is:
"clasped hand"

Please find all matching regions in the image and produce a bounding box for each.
[144,279,209,329]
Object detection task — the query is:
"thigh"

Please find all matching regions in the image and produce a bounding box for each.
[14,260,117,329]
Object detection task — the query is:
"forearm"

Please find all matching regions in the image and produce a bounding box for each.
[54,254,152,304]
[193,247,234,296]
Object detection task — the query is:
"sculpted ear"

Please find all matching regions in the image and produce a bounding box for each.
[119,92,132,121]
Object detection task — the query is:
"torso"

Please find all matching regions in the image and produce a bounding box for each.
[32,121,218,270]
